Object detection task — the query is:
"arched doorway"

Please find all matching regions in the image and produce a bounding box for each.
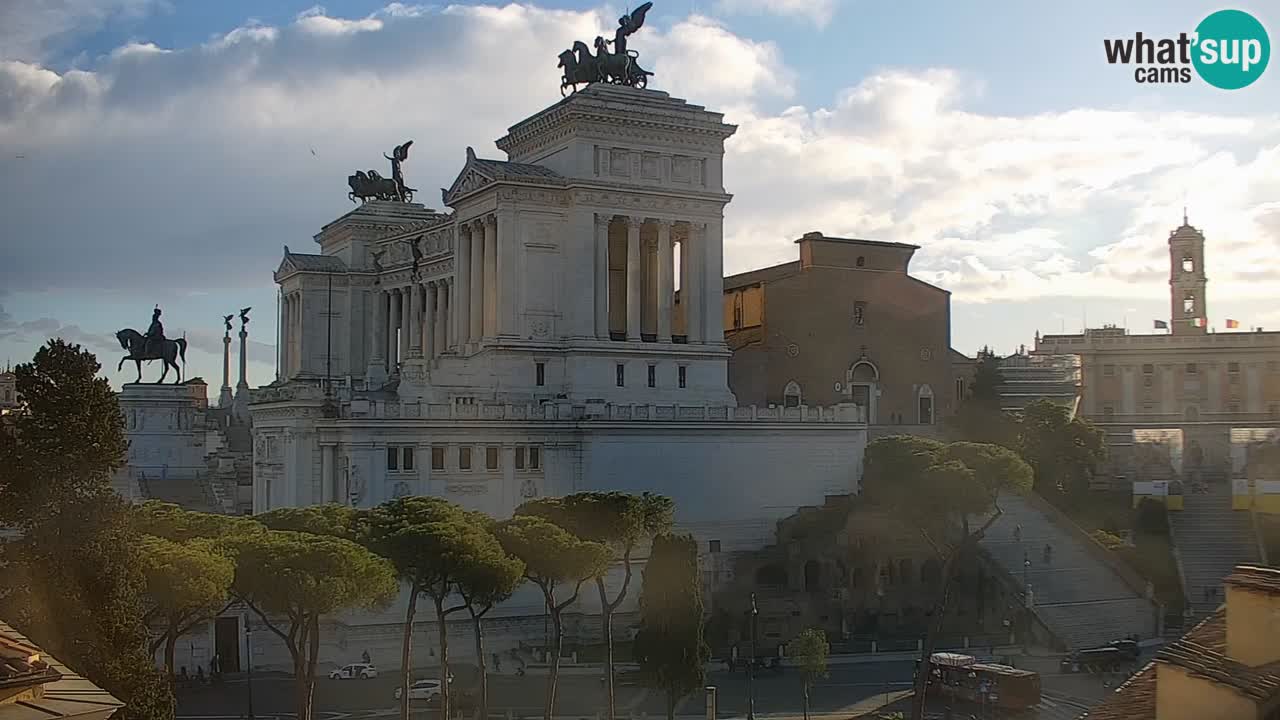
[847,360,879,423]
[804,560,821,592]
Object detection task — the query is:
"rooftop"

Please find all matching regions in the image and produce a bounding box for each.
[1226,565,1280,595]
[283,252,348,273]
[0,621,123,720]
[794,231,920,251]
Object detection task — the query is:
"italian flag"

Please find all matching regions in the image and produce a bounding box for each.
[1226,319,1240,329]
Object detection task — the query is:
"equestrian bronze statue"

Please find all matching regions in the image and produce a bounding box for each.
[116,306,187,384]
[559,2,654,95]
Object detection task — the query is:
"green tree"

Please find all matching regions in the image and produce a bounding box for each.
[1016,399,1107,497]
[137,535,236,677]
[517,491,674,719]
[230,529,398,720]
[862,436,1033,720]
[257,504,363,539]
[134,499,263,541]
[632,534,707,720]
[495,515,610,720]
[362,497,494,720]
[787,628,829,720]
[453,522,526,720]
[0,341,173,720]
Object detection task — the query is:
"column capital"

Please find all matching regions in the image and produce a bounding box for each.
[652,218,675,230]
[623,215,645,229]
[595,213,614,230]
[484,213,497,229]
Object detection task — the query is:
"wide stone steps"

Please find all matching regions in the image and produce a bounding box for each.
[1169,486,1259,617]
[981,494,1157,650]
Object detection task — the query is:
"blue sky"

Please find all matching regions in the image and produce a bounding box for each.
[1,0,1278,392]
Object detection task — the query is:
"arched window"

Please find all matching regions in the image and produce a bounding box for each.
[1183,293,1196,315]
[784,380,802,408]
[1182,255,1194,273]
[856,256,866,267]
[847,360,879,423]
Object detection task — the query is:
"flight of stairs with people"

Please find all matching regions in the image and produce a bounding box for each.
[1169,481,1261,618]
[981,493,1159,650]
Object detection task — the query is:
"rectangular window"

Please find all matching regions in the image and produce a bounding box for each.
[486,447,499,471]
[918,396,934,425]
[459,446,472,471]
[678,366,687,389]
[515,446,526,470]
[647,365,656,388]
[1143,403,1154,413]
[387,447,399,471]
[536,362,545,387]
[709,540,721,553]
[402,447,414,472]
[853,302,866,326]
[1103,405,1115,417]
[955,377,965,400]
[1186,362,1198,374]
[1228,361,1240,374]
[431,446,445,470]
[1103,364,1115,377]
[1144,377,1153,388]
[529,446,541,470]
[616,363,625,387]
[1142,363,1154,375]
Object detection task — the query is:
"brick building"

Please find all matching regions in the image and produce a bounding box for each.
[723,231,965,432]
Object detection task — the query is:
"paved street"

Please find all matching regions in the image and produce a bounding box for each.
[176,652,1144,720]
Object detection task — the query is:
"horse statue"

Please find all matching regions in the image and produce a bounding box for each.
[348,169,411,203]
[115,329,187,384]
[557,2,654,95]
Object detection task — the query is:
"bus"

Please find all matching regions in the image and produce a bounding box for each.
[916,653,1043,711]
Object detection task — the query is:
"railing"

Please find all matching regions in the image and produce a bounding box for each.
[1038,330,1280,351]
[341,399,868,424]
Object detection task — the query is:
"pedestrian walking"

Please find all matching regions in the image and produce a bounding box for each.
[1013,524,1022,542]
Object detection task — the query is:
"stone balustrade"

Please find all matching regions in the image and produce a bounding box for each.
[344,398,866,423]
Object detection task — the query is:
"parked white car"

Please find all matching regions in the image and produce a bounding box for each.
[329,663,378,680]
[394,679,443,701]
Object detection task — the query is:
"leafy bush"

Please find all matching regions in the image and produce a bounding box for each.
[1092,529,1126,550]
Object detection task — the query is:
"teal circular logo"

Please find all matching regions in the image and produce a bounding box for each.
[1192,9,1270,89]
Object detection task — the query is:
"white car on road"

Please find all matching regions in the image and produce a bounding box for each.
[394,679,443,701]
[329,663,378,680]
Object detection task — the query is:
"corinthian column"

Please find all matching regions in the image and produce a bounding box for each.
[626,216,642,341]
[423,281,437,360]
[389,287,402,370]
[470,219,485,343]
[407,282,422,358]
[483,215,497,339]
[595,214,610,339]
[455,225,471,347]
[367,288,387,383]
[656,219,673,343]
[438,279,451,352]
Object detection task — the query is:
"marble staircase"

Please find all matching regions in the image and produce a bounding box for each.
[1169,482,1260,618]
[982,494,1158,650]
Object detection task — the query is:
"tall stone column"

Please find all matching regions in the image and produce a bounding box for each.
[220,331,233,407]
[594,214,611,339]
[423,281,437,360]
[678,235,689,337]
[657,220,673,342]
[367,288,387,384]
[686,223,704,343]
[290,293,301,375]
[455,225,472,347]
[470,220,485,343]
[702,219,725,343]
[483,215,497,339]
[438,279,451,353]
[389,288,402,370]
[407,283,422,358]
[321,444,335,504]
[626,216,642,341]
[237,323,249,390]
[278,295,289,381]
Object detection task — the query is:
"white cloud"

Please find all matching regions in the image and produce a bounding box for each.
[714,0,838,27]
[0,0,161,62]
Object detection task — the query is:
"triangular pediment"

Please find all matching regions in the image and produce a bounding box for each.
[442,147,496,206]
[275,249,299,277]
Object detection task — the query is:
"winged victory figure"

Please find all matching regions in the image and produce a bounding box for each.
[558,1,654,94]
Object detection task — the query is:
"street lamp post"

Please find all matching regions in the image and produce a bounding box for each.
[747,593,759,720]
[245,625,256,720]
[1023,556,1032,652]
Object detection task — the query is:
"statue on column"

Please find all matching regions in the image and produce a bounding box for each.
[115,306,187,384]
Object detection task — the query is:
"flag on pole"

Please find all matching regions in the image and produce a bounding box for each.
[1153,319,1169,329]
[1193,317,1206,328]
[1225,319,1240,329]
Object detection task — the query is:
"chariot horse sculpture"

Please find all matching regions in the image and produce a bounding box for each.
[116,328,187,384]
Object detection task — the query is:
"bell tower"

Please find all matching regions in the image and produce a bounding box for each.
[1169,212,1207,335]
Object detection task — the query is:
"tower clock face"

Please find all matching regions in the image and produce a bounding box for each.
[919,348,933,361]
